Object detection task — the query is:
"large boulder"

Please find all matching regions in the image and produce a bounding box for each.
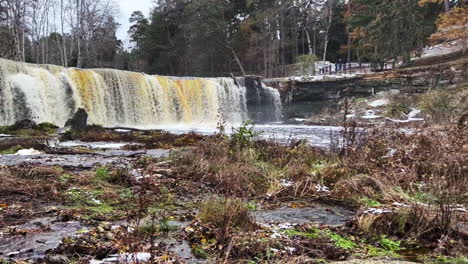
[9,119,37,130]
[64,108,88,130]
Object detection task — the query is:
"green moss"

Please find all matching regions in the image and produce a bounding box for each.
[422,256,468,264]
[0,126,8,134]
[284,227,355,250]
[379,235,401,251]
[157,218,179,233]
[284,228,321,239]
[87,203,113,215]
[366,245,399,258]
[37,122,59,133]
[59,173,74,183]
[324,230,356,250]
[192,245,209,259]
[360,197,382,207]
[0,145,22,155]
[95,167,110,181]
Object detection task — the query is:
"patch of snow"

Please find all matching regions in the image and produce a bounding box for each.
[407,108,421,119]
[315,184,330,193]
[280,179,294,187]
[91,198,102,205]
[364,208,393,215]
[92,252,152,264]
[386,108,425,123]
[362,110,381,119]
[285,247,296,254]
[270,248,279,253]
[383,148,397,158]
[418,40,467,59]
[392,202,411,208]
[291,73,357,82]
[0,134,12,137]
[368,99,389,107]
[14,148,43,155]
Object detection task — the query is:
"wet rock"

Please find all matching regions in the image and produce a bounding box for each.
[44,254,70,264]
[6,251,20,257]
[9,119,37,130]
[254,204,355,226]
[65,108,88,130]
[57,126,71,135]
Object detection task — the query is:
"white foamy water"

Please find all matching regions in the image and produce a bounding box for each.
[0,58,281,127]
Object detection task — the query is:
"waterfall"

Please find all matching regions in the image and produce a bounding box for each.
[241,76,283,123]
[0,58,281,127]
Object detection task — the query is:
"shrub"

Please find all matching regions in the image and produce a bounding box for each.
[199,198,256,232]
[384,95,412,119]
[230,120,261,149]
[295,54,319,75]
[37,122,59,133]
[419,90,454,122]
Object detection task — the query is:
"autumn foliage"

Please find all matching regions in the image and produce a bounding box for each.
[419,0,467,43]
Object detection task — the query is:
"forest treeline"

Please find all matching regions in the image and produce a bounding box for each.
[0,0,466,77]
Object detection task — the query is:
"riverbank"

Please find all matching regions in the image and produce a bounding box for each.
[0,121,466,263]
[267,57,468,127]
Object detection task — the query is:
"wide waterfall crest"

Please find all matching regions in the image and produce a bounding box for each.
[0,58,281,127]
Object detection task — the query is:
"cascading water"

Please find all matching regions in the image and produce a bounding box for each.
[0,58,282,127]
[241,76,283,123]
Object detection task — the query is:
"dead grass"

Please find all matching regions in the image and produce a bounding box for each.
[175,134,324,199]
[199,198,257,234]
[0,166,64,200]
[337,124,468,245]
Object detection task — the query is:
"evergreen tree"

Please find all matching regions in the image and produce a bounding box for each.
[349,0,439,66]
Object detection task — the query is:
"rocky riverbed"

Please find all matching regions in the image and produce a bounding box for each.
[0,121,467,263]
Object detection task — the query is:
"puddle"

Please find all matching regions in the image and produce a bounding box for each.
[91,221,204,264]
[0,217,84,260]
[254,204,355,226]
[98,149,170,158]
[158,238,205,263]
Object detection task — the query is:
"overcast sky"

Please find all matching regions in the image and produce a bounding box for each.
[116,0,153,45]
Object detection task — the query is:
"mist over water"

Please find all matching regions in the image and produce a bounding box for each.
[0,58,282,127]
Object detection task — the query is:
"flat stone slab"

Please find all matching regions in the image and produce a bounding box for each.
[254,204,355,226]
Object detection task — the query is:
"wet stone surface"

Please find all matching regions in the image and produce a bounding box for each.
[0,217,84,260]
[0,148,171,168]
[254,204,355,226]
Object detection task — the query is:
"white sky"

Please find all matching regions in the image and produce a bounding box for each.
[116,0,153,45]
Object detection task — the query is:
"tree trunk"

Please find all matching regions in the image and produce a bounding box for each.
[444,0,450,12]
[229,46,246,76]
[304,26,314,55]
[76,0,82,68]
[346,1,351,62]
[61,0,68,67]
[322,0,334,61]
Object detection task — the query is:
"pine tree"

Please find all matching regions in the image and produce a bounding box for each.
[349,0,438,66]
